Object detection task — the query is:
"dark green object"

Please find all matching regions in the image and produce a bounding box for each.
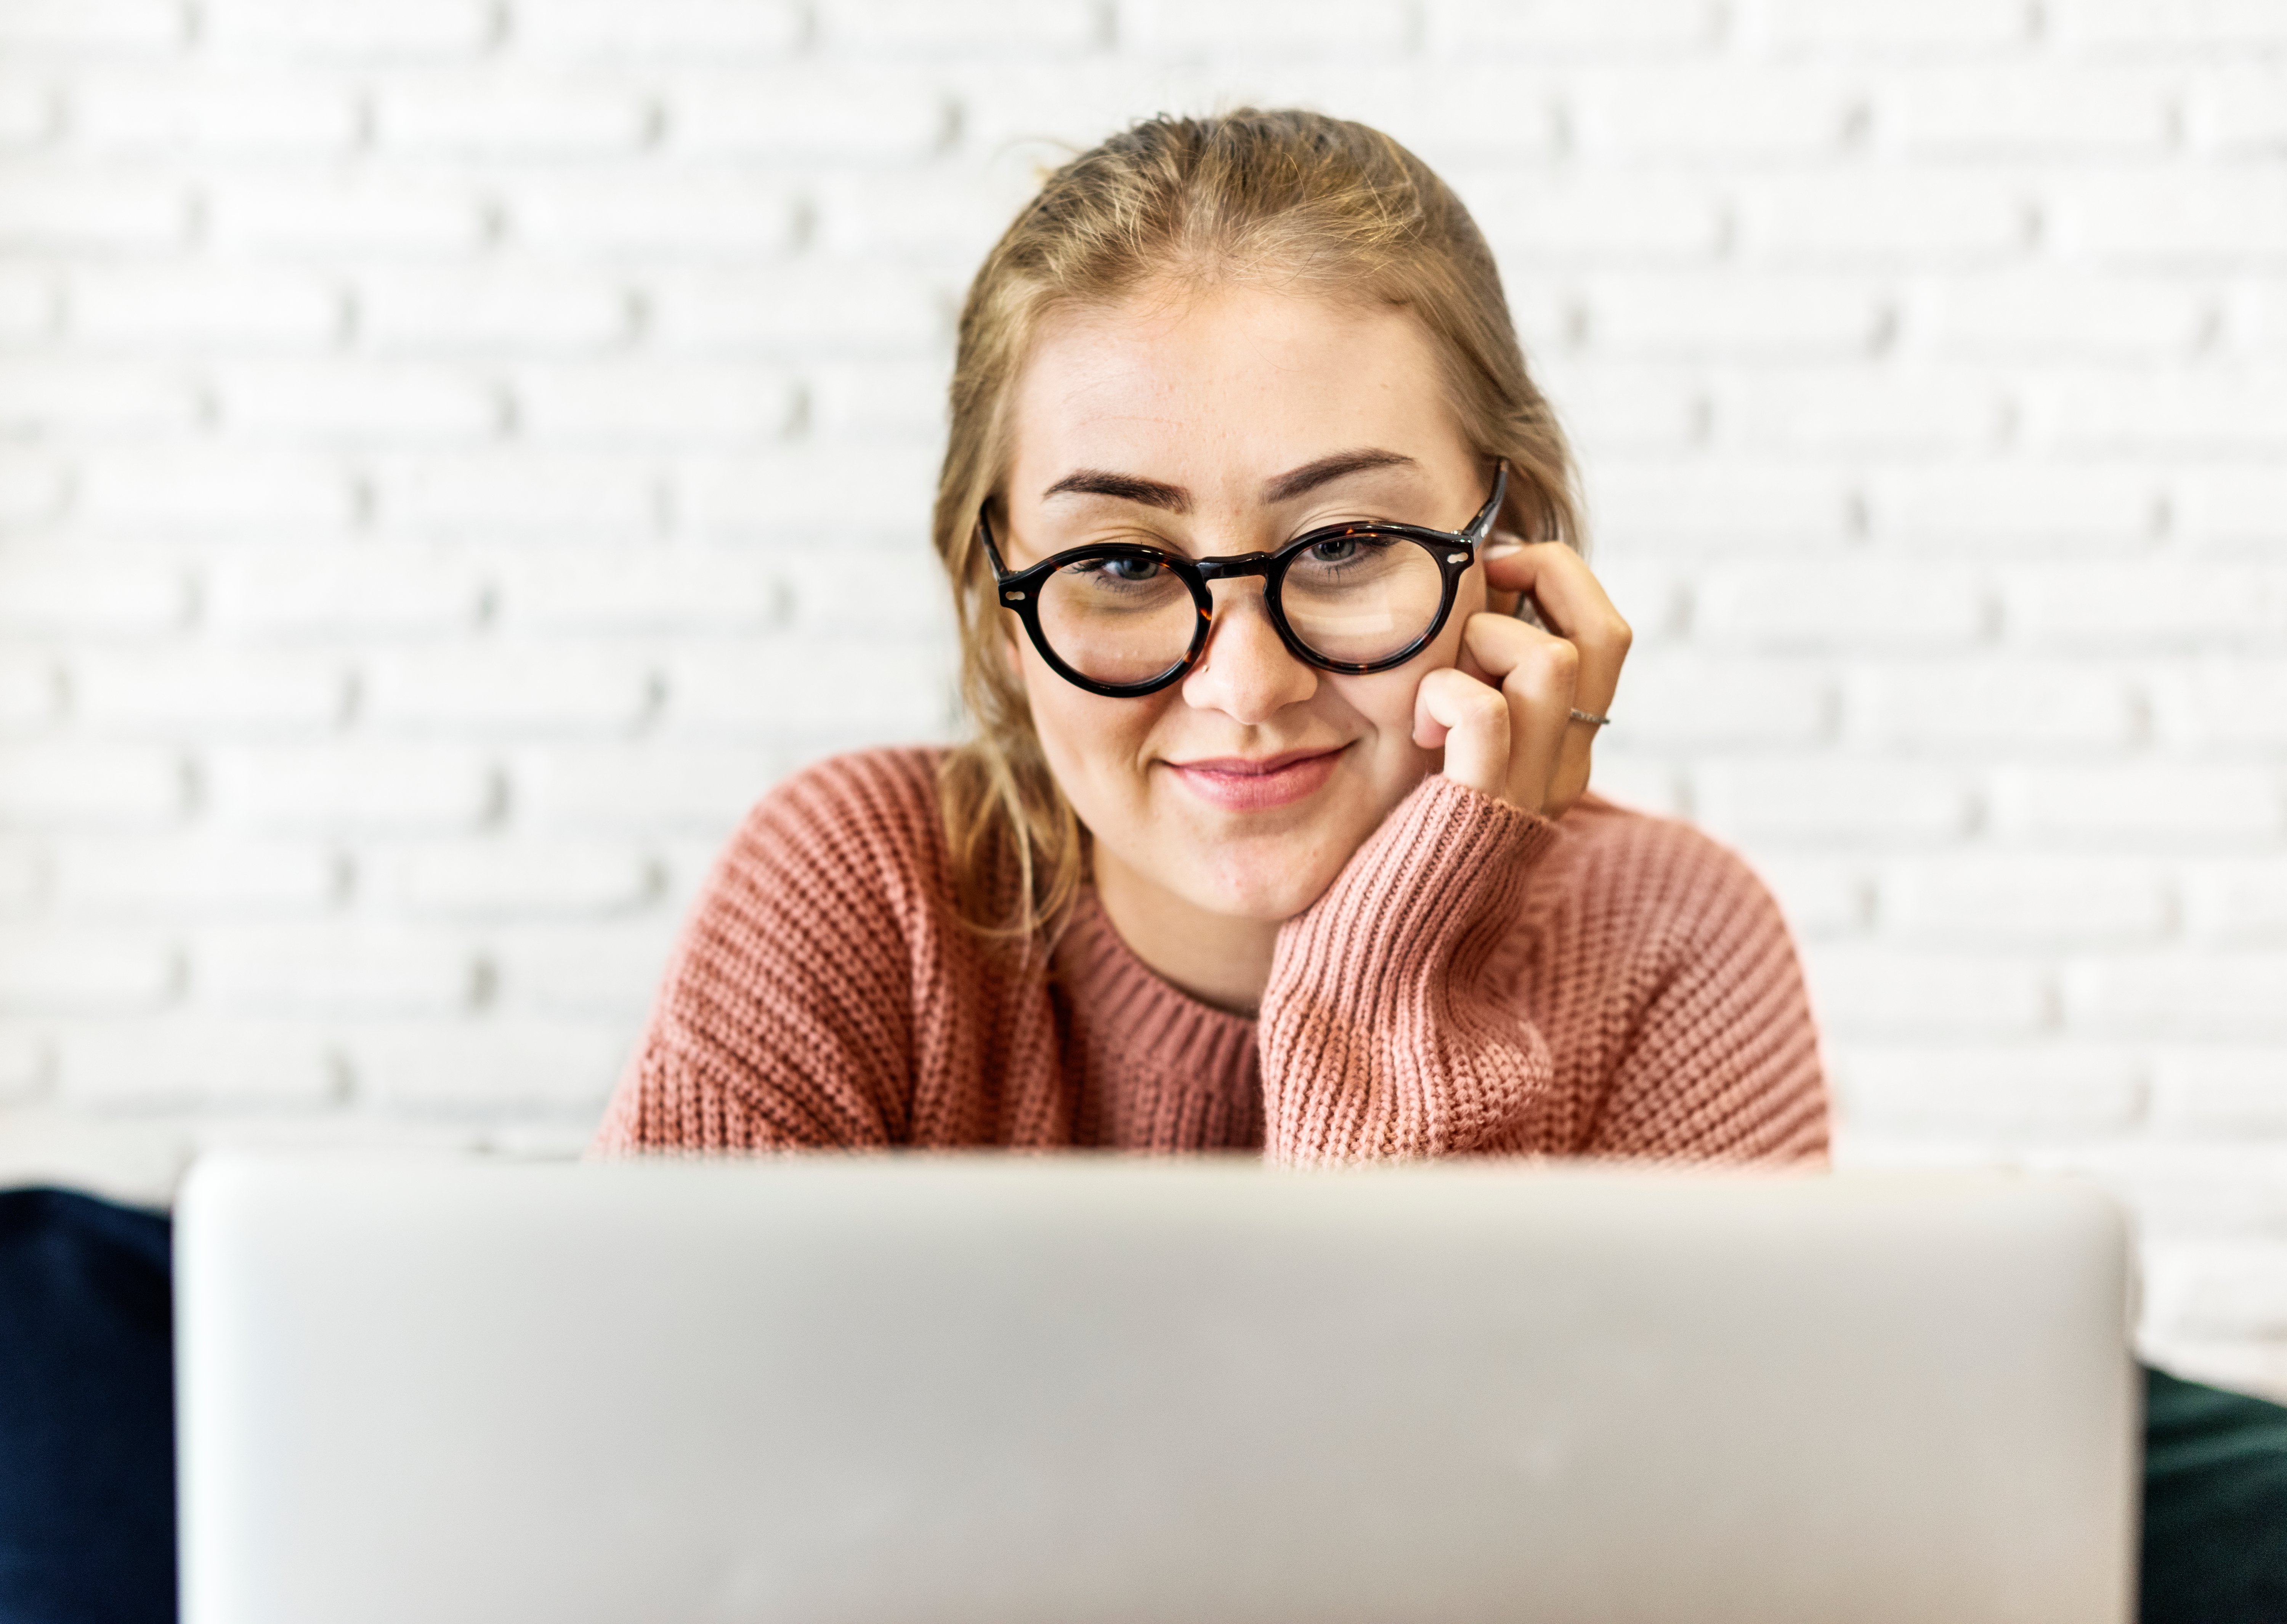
[2141,1364,2287,1623]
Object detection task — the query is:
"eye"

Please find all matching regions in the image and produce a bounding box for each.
[1307,537,1362,566]
[1095,556,1163,583]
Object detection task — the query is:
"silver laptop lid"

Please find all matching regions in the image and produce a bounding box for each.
[176,1156,2137,1624]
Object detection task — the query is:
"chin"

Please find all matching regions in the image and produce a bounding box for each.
[1183,839,1351,923]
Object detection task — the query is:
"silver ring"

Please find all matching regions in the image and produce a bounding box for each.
[1569,709,1611,728]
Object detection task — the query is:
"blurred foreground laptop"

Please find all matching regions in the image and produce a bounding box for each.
[176,1156,2138,1624]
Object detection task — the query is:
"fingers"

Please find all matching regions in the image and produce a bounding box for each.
[1458,613,1581,815]
[1413,666,1511,800]
[1479,541,1632,817]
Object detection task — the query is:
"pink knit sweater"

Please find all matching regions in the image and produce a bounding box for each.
[596,748,1828,1165]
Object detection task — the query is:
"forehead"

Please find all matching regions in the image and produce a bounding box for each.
[1007,285,1464,478]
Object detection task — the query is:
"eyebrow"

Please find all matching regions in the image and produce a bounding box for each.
[1039,448,1419,515]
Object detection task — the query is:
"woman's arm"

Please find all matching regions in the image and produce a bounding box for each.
[1258,774,1559,1165]
[594,757,929,1154]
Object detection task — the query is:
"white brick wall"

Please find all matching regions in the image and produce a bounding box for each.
[1,0,2283,1395]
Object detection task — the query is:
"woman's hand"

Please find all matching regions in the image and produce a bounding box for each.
[1410,539,1632,819]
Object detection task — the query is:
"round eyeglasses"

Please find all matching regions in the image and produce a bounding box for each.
[978,463,1508,698]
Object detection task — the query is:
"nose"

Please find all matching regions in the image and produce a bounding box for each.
[1179,578,1317,725]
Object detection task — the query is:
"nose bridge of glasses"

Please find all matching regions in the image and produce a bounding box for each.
[1190,551,1278,585]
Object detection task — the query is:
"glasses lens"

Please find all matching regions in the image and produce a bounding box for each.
[1035,553,1198,688]
[1279,534,1447,666]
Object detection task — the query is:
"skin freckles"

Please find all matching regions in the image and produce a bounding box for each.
[994,282,1628,1013]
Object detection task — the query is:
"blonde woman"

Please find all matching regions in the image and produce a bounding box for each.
[598,111,1824,1162]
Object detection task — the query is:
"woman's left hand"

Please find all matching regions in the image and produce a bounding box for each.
[1410,540,1632,819]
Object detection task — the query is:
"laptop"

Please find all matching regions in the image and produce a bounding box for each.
[175,1154,2138,1624]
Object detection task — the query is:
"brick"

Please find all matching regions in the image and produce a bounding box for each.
[69,265,342,346]
[2193,63,2287,150]
[380,839,656,917]
[357,265,632,350]
[817,0,1104,51]
[1800,944,2052,1038]
[364,644,656,732]
[0,929,177,1013]
[2150,661,2287,750]
[1720,367,2007,454]
[2034,370,2287,453]
[1914,273,2208,359]
[202,0,494,54]
[56,1020,334,1107]
[806,359,954,441]
[1835,1044,2146,1137]
[1582,274,1886,358]
[1849,659,2138,750]
[71,648,347,733]
[666,639,956,735]
[1425,0,1719,50]
[770,540,977,637]
[677,444,941,537]
[77,450,354,534]
[2052,0,2287,46]
[488,921,678,1016]
[2180,468,2287,550]
[0,0,184,51]
[2242,282,2287,356]
[1696,560,1991,650]
[654,264,947,351]
[1990,763,2282,841]
[0,1028,44,1099]
[197,925,478,1014]
[209,174,486,256]
[215,362,502,442]
[0,654,59,726]
[2153,1242,2287,1340]
[1604,652,1834,747]
[206,744,497,830]
[1532,360,1703,455]
[0,79,56,147]
[2184,858,2287,941]
[811,166,1050,265]
[1754,0,2034,48]
[1880,66,2176,154]
[1694,757,1979,843]
[1580,753,1685,818]
[1749,854,1873,936]
[349,1018,631,1112]
[1579,460,1857,551]
[507,170,799,257]
[2003,562,2287,648]
[0,844,41,913]
[669,71,949,159]
[513,361,797,444]
[1868,464,2164,552]
[1743,172,2028,261]
[71,69,359,152]
[493,547,785,633]
[0,457,66,529]
[51,836,338,915]
[509,0,806,56]
[205,547,484,636]
[0,744,185,826]
[1575,558,1684,645]
[2152,1048,2287,1134]
[1127,0,1412,52]
[511,742,778,828]
[0,550,187,635]
[0,267,55,340]
[1458,170,1727,263]
[0,359,198,435]
[0,165,186,248]
[1882,854,2173,944]
[2055,171,2287,263]
[2068,952,2287,1039]
[373,454,658,538]
[1567,66,1859,159]
[378,73,652,156]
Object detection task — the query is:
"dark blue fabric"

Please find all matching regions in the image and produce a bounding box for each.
[0,1190,176,1624]
[3,1188,2285,1623]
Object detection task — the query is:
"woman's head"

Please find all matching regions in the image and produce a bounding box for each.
[935,109,1581,942]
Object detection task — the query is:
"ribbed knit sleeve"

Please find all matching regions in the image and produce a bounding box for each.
[594,752,942,1153]
[1259,774,1561,1166]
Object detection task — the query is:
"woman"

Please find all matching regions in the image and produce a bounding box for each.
[597,109,1823,1163]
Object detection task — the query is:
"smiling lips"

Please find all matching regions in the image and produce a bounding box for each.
[1163,747,1346,811]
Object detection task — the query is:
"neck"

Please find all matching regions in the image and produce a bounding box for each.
[1091,843,1280,1016]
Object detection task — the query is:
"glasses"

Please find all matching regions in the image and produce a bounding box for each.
[979,463,1508,699]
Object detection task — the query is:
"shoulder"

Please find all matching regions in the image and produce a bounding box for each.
[1533,791,1790,952]
[705,746,953,927]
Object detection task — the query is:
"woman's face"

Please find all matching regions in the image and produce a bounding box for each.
[997,284,1493,923]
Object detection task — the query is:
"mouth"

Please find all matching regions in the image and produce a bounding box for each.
[1161,746,1347,812]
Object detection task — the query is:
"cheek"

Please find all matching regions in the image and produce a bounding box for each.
[1016,641,1156,802]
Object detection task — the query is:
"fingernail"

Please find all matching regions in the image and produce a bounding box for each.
[1484,539,1525,557]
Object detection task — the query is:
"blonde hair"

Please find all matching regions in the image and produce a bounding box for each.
[933,108,1581,939]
